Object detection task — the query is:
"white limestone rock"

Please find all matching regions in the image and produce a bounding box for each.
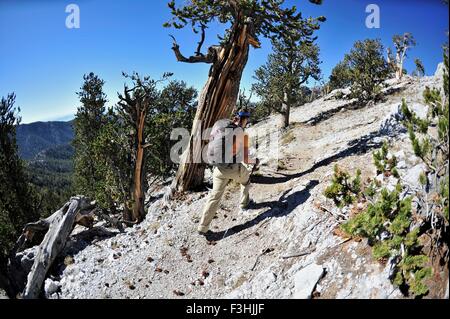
[293,264,325,299]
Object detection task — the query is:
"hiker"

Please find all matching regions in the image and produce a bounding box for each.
[198,107,259,235]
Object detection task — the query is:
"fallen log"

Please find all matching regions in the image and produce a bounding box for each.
[19,196,95,299]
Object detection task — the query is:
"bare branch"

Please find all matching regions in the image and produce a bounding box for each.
[169,35,216,64]
[195,24,207,56]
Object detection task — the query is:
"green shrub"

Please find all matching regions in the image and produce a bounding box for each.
[346,39,390,102]
[340,186,431,296]
[324,165,361,208]
[394,254,432,296]
[373,140,399,177]
[321,47,450,297]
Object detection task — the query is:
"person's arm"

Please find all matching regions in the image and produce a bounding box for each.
[243,134,258,165]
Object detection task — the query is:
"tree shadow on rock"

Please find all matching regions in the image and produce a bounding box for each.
[206,179,319,241]
[251,128,394,186]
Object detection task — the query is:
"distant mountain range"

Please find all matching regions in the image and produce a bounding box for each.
[16,121,74,160]
[15,121,75,217]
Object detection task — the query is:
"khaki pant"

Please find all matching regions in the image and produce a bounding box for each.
[198,163,251,233]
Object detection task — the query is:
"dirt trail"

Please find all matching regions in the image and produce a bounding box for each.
[47,72,444,299]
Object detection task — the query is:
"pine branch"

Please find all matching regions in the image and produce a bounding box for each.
[169,35,217,64]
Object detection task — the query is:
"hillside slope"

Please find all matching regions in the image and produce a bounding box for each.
[16,121,73,160]
[19,68,447,299]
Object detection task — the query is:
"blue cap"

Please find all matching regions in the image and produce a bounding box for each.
[238,111,251,118]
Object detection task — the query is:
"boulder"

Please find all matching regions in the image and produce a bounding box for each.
[403,163,427,188]
[225,271,248,289]
[0,287,8,299]
[293,263,325,299]
[434,62,445,79]
[44,278,60,297]
[386,176,399,192]
[393,149,406,161]
[397,160,407,169]
[407,103,429,120]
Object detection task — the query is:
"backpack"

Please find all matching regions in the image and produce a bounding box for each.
[206,119,242,166]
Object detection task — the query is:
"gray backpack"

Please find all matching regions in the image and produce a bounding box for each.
[206,119,242,166]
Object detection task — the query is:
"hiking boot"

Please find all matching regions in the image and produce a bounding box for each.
[240,200,258,217]
[197,230,222,242]
[240,199,256,211]
[198,230,211,236]
[197,225,209,235]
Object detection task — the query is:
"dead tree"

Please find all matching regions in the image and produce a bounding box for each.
[164,0,325,194]
[12,196,95,299]
[391,33,416,80]
[117,72,170,222]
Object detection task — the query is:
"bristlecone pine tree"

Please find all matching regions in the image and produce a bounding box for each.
[90,109,130,216]
[116,72,171,222]
[164,0,325,192]
[0,94,39,258]
[387,33,416,80]
[326,145,435,296]
[252,29,321,128]
[413,58,425,77]
[328,60,352,91]
[346,39,389,102]
[73,73,108,200]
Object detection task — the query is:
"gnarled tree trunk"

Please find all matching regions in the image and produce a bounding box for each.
[132,107,146,222]
[170,20,260,193]
[395,51,403,80]
[280,91,290,129]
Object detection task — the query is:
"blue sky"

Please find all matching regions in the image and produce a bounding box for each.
[0,0,448,123]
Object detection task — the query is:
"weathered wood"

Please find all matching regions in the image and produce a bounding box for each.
[280,91,290,129]
[7,198,124,297]
[12,202,71,255]
[131,107,146,222]
[12,200,98,255]
[170,35,218,64]
[22,196,94,299]
[170,19,260,193]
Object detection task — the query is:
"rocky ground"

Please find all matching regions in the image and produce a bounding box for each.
[14,65,447,299]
